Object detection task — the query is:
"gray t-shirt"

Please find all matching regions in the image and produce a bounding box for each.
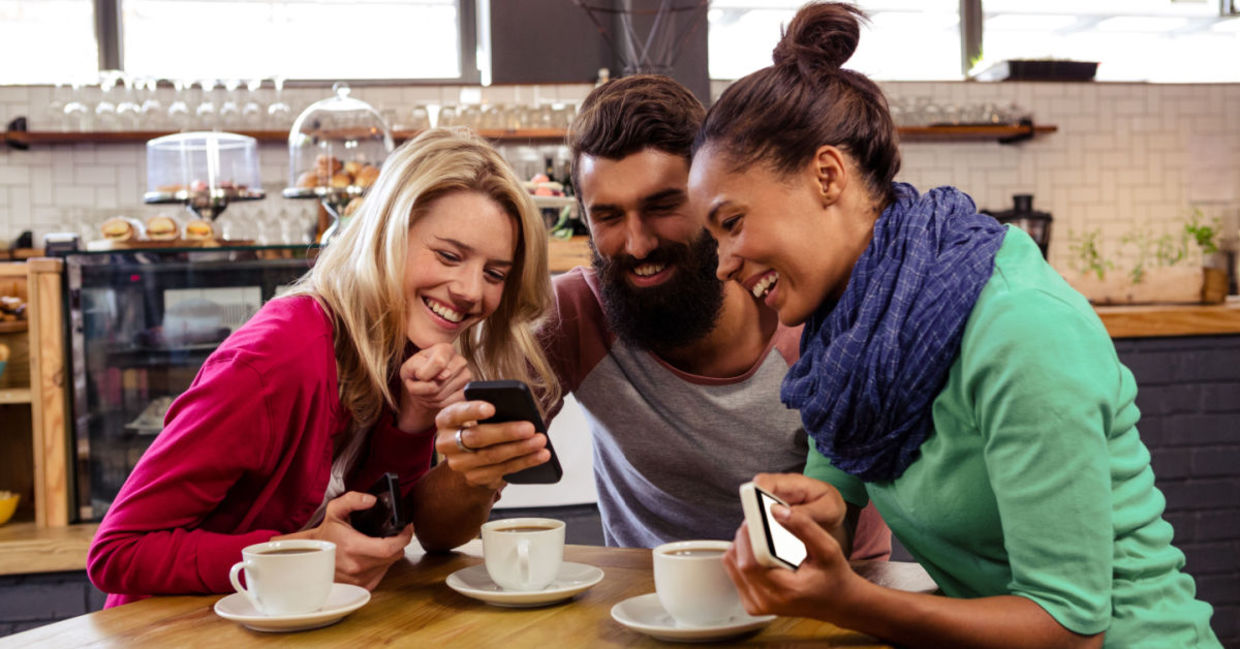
[539,268,889,556]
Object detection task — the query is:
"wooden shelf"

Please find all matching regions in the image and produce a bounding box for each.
[5,124,1055,148]
[0,248,44,261]
[0,321,28,334]
[0,388,32,404]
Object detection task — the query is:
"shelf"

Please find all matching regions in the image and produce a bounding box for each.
[0,387,32,404]
[5,128,570,147]
[5,124,1056,148]
[0,321,28,334]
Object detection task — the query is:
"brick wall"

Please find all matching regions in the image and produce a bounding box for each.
[3,81,1240,275]
[0,571,104,636]
[1115,335,1240,647]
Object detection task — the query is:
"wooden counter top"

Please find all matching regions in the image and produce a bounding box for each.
[0,523,96,575]
[1097,299,1240,338]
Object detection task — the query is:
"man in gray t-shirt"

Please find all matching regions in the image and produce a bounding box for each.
[434,76,888,558]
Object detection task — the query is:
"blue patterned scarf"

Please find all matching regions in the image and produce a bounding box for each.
[781,183,1007,482]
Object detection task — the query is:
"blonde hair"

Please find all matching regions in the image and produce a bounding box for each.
[286,128,560,429]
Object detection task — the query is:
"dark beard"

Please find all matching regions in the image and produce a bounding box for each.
[593,230,725,354]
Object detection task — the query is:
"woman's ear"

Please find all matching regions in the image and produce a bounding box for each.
[811,145,847,207]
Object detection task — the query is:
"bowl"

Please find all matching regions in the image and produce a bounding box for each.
[0,492,19,526]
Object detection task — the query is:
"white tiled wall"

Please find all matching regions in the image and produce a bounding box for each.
[2,81,1239,273]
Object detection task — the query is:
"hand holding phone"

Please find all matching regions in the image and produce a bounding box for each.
[463,380,562,484]
[739,481,808,570]
[350,473,408,537]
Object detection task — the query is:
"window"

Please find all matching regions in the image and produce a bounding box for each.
[708,0,1240,82]
[708,0,962,81]
[0,0,98,85]
[979,0,1240,83]
[121,0,469,82]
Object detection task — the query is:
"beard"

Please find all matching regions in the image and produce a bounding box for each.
[593,229,725,354]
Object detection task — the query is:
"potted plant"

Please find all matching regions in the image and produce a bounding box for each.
[1063,211,1222,305]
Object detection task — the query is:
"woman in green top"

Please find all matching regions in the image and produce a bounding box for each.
[686,3,1221,648]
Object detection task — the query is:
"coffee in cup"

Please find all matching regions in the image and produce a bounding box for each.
[653,540,743,626]
[228,539,335,616]
[480,517,565,591]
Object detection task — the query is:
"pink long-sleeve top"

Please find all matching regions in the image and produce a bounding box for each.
[87,295,435,607]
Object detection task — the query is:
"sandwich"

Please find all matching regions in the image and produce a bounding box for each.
[101,217,143,242]
[185,219,214,241]
[146,215,179,241]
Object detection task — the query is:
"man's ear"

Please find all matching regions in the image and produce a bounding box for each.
[811,145,848,207]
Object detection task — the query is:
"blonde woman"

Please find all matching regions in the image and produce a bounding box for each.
[89,129,560,607]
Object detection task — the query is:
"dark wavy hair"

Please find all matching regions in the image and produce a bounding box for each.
[695,2,901,206]
[568,74,705,200]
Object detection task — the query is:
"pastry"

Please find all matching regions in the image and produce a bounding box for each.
[355,165,381,188]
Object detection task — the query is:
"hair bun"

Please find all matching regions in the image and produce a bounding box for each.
[771,2,864,75]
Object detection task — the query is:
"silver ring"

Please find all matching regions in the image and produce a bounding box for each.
[454,427,476,454]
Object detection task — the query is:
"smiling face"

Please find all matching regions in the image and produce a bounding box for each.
[578,147,724,350]
[688,145,873,326]
[403,191,517,349]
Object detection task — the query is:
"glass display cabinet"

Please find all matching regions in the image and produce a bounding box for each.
[62,245,318,522]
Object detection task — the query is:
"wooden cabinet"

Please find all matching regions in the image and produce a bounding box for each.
[0,259,89,577]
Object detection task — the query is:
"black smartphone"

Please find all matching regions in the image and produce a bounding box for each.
[349,472,408,537]
[463,379,563,484]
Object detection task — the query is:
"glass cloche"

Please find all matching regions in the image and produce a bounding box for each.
[282,83,394,241]
[144,131,264,221]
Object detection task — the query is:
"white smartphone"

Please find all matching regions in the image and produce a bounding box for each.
[739,481,808,570]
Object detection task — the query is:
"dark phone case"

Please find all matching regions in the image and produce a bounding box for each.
[464,380,563,484]
[349,472,407,537]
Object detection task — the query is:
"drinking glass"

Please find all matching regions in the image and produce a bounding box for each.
[137,78,164,130]
[195,79,219,130]
[266,76,291,130]
[116,73,142,130]
[167,79,193,131]
[219,79,241,128]
[62,81,90,132]
[46,83,69,132]
[94,70,122,131]
[241,78,265,129]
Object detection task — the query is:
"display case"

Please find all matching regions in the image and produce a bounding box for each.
[144,131,265,221]
[62,245,318,522]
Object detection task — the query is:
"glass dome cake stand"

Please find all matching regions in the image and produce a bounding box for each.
[143,131,265,222]
[281,83,393,243]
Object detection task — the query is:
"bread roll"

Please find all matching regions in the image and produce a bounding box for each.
[101,217,144,241]
[146,215,179,240]
[185,219,214,241]
[330,173,352,188]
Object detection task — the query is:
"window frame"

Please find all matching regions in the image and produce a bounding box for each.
[93,0,480,86]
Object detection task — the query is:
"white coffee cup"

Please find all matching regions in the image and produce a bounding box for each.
[228,539,335,616]
[480,517,565,591]
[653,540,744,627]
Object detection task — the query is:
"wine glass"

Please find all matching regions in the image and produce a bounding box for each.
[195,78,218,130]
[266,76,291,130]
[241,78,264,129]
[167,79,192,131]
[46,83,69,131]
[138,77,164,130]
[219,79,241,128]
[116,73,142,130]
[62,81,90,131]
[94,70,122,131]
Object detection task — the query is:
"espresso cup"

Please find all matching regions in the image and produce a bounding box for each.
[480,517,565,591]
[653,540,744,627]
[228,539,335,616]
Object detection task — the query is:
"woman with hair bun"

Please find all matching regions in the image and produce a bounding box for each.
[689,3,1221,648]
[89,128,560,607]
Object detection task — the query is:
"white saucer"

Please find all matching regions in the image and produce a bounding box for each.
[610,593,776,643]
[213,583,370,632]
[445,561,604,607]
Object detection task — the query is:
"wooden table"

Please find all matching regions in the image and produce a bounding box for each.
[0,541,918,648]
